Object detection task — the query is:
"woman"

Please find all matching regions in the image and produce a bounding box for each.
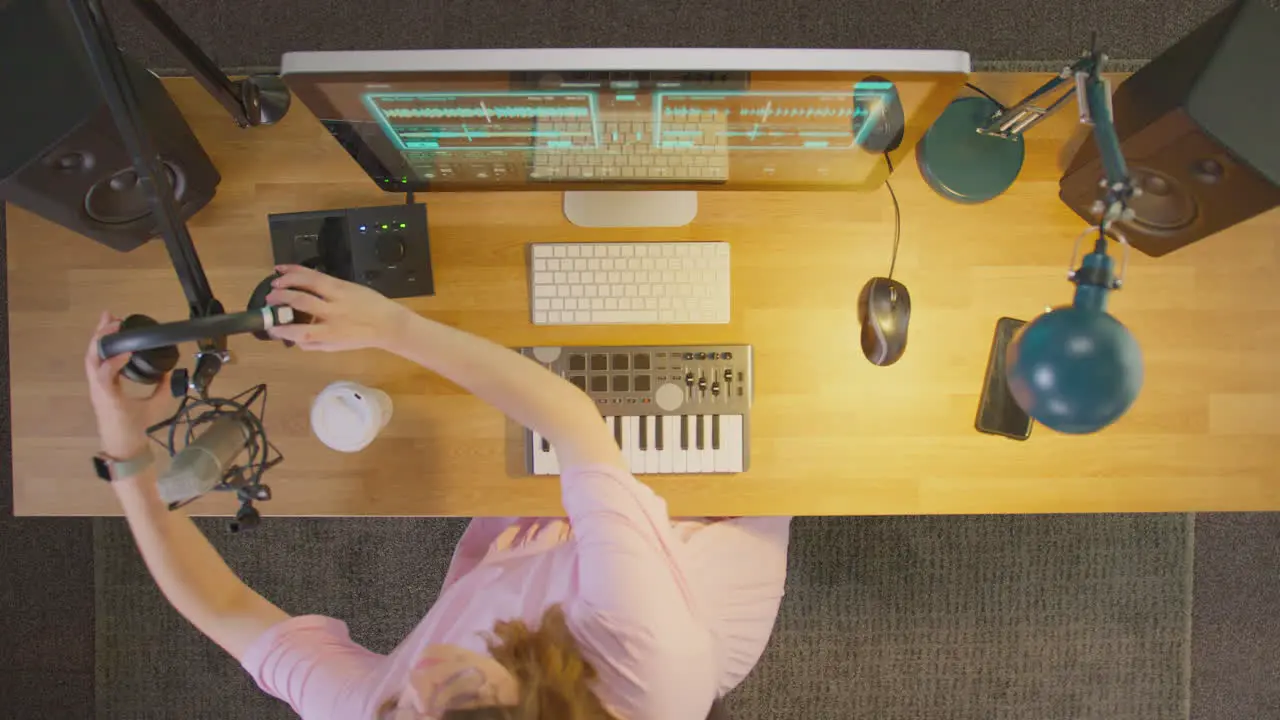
[86,264,792,719]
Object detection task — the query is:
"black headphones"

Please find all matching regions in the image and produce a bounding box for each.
[113,314,181,385]
[100,272,313,384]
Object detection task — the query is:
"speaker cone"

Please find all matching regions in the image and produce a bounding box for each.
[84,162,186,225]
[1124,167,1197,233]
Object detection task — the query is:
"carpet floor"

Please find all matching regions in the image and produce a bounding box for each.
[96,514,1191,719]
[104,0,1232,72]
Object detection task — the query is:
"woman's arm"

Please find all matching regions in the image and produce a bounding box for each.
[385,315,624,471]
[85,312,288,662]
[266,265,624,472]
[112,468,290,660]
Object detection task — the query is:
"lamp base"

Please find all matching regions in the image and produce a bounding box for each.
[916,97,1025,203]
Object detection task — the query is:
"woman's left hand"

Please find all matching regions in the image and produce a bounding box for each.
[85,311,176,460]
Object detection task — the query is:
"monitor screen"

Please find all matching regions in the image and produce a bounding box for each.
[282,49,968,193]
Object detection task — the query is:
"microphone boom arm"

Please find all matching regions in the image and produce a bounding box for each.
[66,0,292,396]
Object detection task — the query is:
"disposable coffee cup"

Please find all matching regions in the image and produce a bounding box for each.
[310,381,393,453]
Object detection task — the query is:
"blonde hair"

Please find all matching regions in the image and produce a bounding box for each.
[448,604,616,719]
[377,605,614,720]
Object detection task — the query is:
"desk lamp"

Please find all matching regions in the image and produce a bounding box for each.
[918,49,1142,434]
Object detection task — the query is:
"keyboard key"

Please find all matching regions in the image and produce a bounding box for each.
[592,310,659,323]
[700,416,717,469]
[643,417,661,474]
[668,416,685,472]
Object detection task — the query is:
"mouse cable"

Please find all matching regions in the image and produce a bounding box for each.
[884,153,901,280]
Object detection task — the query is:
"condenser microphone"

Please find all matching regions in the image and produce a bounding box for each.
[157,412,254,506]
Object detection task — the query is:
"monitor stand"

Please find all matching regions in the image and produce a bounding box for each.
[563,191,697,228]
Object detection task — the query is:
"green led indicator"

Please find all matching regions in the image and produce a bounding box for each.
[401,176,408,181]
[381,224,388,230]
[399,223,406,229]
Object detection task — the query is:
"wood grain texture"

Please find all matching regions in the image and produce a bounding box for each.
[9,74,1280,517]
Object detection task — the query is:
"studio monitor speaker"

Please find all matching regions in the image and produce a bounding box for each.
[1059,0,1280,257]
[0,0,220,252]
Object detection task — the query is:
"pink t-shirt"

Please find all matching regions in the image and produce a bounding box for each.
[241,464,791,720]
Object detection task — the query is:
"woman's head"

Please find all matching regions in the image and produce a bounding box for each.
[380,606,616,720]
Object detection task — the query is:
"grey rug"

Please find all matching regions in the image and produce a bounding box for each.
[96,514,1191,719]
[105,0,1231,73]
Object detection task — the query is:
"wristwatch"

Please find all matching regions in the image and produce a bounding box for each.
[93,445,156,482]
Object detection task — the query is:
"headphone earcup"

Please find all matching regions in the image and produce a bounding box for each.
[248,272,319,347]
[247,274,278,341]
[118,314,179,385]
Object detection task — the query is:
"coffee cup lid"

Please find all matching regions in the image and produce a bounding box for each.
[311,386,379,453]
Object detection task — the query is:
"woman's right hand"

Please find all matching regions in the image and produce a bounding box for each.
[264,264,414,352]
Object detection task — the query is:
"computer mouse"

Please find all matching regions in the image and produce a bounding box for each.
[858,277,911,366]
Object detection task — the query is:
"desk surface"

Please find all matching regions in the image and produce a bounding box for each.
[9,74,1280,517]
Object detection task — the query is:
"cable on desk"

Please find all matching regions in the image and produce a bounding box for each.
[884,153,901,281]
[965,82,1006,111]
[406,191,415,205]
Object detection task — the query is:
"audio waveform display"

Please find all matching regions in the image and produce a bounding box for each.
[654,91,891,150]
[363,92,600,151]
[381,105,591,119]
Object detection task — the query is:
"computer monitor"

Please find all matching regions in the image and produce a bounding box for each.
[281,49,969,227]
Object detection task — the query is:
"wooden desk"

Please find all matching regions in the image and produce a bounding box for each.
[9,74,1280,517]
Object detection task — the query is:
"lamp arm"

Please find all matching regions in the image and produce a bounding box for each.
[1075,59,1135,233]
[977,55,1094,139]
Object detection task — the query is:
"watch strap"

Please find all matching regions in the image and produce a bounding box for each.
[94,445,156,482]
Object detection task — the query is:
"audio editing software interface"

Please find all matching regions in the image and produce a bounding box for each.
[340,72,908,189]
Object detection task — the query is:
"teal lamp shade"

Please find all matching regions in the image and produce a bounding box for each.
[1006,249,1144,433]
[1006,307,1143,433]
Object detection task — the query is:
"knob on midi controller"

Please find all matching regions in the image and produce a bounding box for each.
[655,383,684,412]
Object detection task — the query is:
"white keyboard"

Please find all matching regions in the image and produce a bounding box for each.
[528,242,731,326]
